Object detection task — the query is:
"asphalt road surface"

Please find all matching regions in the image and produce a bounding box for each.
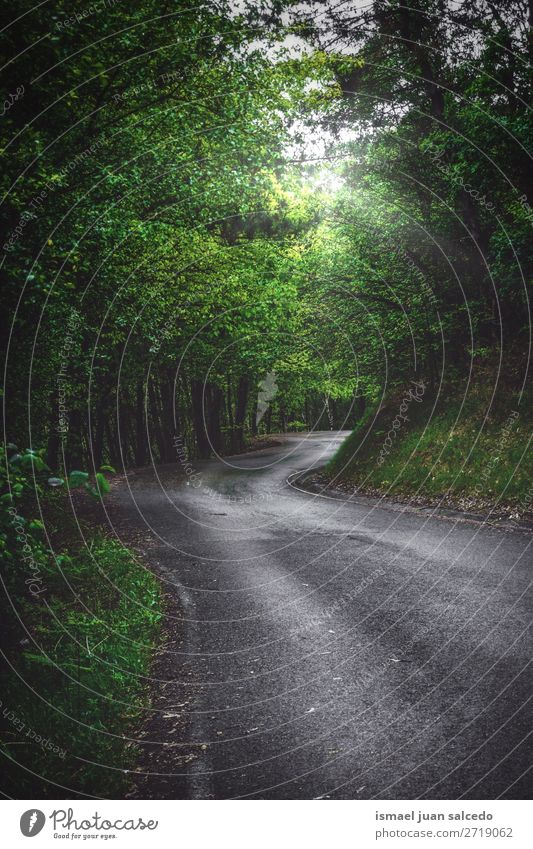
[109,432,532,800]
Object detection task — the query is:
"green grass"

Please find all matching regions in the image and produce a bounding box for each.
[1,520,161,797]
[327,376,532,515]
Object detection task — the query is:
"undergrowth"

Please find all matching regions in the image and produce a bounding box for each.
[1,445,161,797]
[327,367,532,517]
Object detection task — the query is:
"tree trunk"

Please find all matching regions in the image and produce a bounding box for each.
[250,393,258,436]
[134,381,148,466]
[149,381,167,462]
[207,384,224,454]
[191,379,211,458]
[279,403,287,433]
[91,402,105,470]
[353,394,366,424]
[119,402,134,468]
[161,373,178,460]
[226,379,234,429]
[233,375,249,450]
[105,418,121,468]
[65,409,84,471]
[45,390,62,471]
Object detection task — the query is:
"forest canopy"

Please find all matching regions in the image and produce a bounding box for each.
[2,0,531,468]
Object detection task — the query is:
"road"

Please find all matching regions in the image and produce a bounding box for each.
[109,432,532,800]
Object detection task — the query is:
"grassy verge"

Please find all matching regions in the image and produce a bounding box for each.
[327,369,532,520]
[1,487,161,798]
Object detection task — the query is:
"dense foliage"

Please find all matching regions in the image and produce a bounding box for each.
[2,0,531,469]
[0,439,160,796]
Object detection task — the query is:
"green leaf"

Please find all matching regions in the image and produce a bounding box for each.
[23,653,56,667]
[20,453,49,472]
[68,470,89,488]
[95,472,110,495]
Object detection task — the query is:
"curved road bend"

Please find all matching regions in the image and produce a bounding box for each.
[109,432,532,799]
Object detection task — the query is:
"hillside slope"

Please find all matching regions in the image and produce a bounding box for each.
[326,363,532,523]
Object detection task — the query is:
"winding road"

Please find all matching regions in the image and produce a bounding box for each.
[109,432,532,800]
